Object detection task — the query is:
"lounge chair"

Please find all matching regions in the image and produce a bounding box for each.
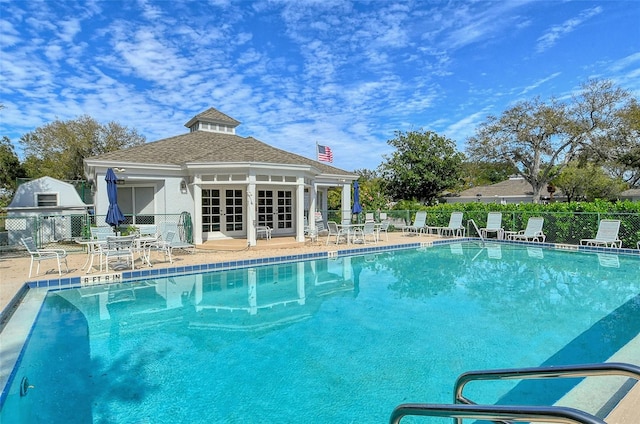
[430,212,465,237]
[580,219,622,248]
[159,222,195,253]
[403,211,427,236]
[509,217,546,242]
[479,212,503,239]
[21,237,69,278]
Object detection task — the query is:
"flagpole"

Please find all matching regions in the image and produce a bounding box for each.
[315,141,319,161]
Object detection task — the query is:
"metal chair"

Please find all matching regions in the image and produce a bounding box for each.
[21,237,68,278]
[101,235,136,271]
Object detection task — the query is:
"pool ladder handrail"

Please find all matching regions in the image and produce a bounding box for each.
[390,362,640,424]
[390,403,605,424]
[467,219,485,246]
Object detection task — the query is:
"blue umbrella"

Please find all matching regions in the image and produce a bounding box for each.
[105,168,125,229]
[352,181,362,215]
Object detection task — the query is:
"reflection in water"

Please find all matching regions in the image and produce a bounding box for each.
[7,245,640,423]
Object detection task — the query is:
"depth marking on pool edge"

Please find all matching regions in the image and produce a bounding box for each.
[555,244,579,251]
[81,273,124,286]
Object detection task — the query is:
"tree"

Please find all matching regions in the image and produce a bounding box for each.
[554,162,625,202]
[379,129,465,204]
[466,80,633,202]
[602,99,640,186]
[461,160,518,189]
[19,115,146,180]
[0,136,26,207]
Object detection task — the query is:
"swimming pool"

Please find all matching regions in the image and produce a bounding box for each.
[2,242,640,423]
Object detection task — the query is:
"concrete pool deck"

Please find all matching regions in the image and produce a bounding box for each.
[1,233,639,422]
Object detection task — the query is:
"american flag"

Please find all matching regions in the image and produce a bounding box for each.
[317,144,333,162]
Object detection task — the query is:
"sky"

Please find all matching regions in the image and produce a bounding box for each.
[1,0,639,172]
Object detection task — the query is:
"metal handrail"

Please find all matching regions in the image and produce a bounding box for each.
[467,219,485,246]
[454,362,640,405]
[389,403,605,424]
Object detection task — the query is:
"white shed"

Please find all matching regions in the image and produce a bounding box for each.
[6,176,90,244]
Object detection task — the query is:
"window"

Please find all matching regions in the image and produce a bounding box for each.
[37,193,58,207]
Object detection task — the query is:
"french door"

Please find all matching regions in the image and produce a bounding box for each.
[201,188,245,239]
[257,189,294,235]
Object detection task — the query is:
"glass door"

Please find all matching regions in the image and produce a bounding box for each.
[202,188,244,239]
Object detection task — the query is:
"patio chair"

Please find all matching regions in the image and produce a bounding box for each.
[377,220,390,241]
[102,235,136,271]
[479,212,503,239]
[326,221,348,245]
[354,221,377,244]
[430,212,465,237]
[403,211,427,236]
[90,226,115,241]
[365,212,375,222]
[21,237,69,278]
[580,219,622,248]
[256,225,272,240]
[509,217,546,242]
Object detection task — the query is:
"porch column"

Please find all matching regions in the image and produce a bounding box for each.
[341,182,351,223]
[296,177,305,242]
[247,177,257,247]
[309,183,317,231]
[193,175,203,245]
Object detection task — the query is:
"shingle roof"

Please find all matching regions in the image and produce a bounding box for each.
[184,107,240,128]
[89,130,353,175]
[456,178,563,198]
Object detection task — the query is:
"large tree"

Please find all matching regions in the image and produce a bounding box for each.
[19,115,146,180]
[466,80,633,202]
[0,136,26,207]
[379,129,465,204]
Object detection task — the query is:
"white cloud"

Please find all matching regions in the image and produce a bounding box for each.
[536,6,602,53]
[521,72,562,94]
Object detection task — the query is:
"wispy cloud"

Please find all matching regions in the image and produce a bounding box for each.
[536,6,602,53]
[521,72,562,94]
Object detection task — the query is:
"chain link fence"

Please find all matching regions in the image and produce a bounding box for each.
[0,213,188,256]
[329,209,640,249]
[2,210,640,256]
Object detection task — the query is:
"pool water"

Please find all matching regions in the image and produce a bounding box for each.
[2,243,640,423]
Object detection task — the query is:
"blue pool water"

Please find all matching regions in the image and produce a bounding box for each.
[2,243,640,423]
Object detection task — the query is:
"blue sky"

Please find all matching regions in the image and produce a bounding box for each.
[1,0,639,171]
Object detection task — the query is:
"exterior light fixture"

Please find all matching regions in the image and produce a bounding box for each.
[180,179,188,194]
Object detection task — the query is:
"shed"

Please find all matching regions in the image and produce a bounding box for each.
[5,176,90,244]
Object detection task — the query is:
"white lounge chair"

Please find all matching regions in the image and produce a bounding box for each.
[431,212,465,237]
[159,222,195,253]
[580,219,622,248]
[403,211,427,236]
[21,237,69,278]
[509,217,546,242]
[480,212,503,239]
